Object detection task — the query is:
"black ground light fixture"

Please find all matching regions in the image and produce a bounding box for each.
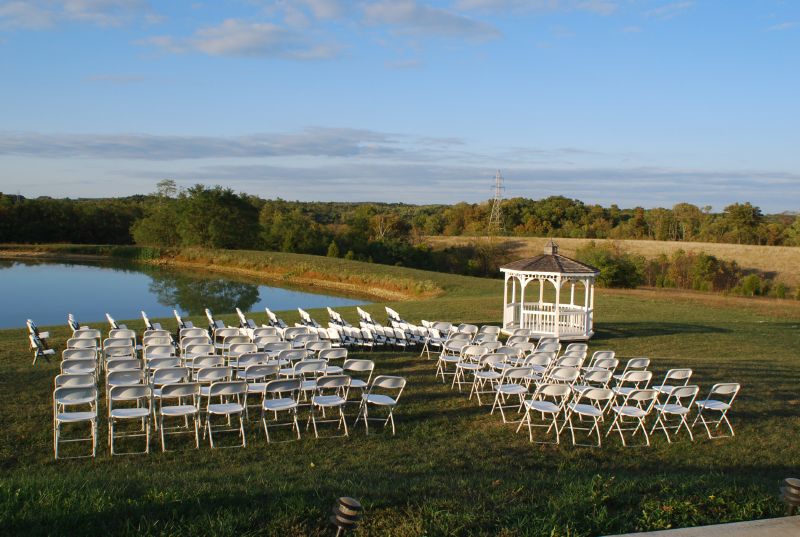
[782,477,800,515]
[330,496,362,536]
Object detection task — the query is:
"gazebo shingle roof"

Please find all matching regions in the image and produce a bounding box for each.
[500,241,599,274]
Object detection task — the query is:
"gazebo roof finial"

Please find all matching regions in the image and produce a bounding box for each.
[543,239,558,255]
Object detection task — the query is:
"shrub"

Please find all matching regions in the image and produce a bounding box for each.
[575,242,645,288]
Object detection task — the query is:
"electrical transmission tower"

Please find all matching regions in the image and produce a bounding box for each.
[488,170,504,236]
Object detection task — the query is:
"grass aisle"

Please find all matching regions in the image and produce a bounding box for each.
[0,266,798,535]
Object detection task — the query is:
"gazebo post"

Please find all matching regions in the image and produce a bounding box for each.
[503,272,509,327]
[554,275,561,338]
[519,276,526,331]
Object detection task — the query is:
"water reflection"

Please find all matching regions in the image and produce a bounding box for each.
[148,273,260,315]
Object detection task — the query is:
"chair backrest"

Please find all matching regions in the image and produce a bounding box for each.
[496,346,522,358]
[707,382,741,404]
[665,384,700,407]
[54,373,95,388]
[283,326,309,341]
[511,328,531,337]
[104,346,135,359]
[316,374,351,391]
[144,329,171,339]
[589,350,615,366]
[236,352,267,369]
[143,336,172,347]
[306,340,332,352]
[618,370,653,387]
[191,355,225,369]
[536,341,561,353]
[265,378,301,396]
[227,342,257,357]
[293,359,327,376]
[622,357,650,373]
[181,336,212,350]
[53,385,97,406]
[144,344,175,359]
[511,341,536,354]
[243,363,280,380]
[184,343,215,359]
[147,357,181,371]
[61,358,97,374]
[72,328,101,340]
[215,328,242,341]
[533,383,572,404]
[103,338,134,350]
[505,335,529,346]
[548,366,580,384]
[105,358,141,373]
[592,358,618,371]
[196,366,233,384]
[524,353,552,368]
[253,326,279,338]
[462,345,487,360]
[502,366,533,382]
[621,389,659,412]
[369,375,407,400]
[62,348,96,361]
[67,338,97,350]
[343,358,375,373]
[661,368,693,385]
[109,329,136,342]
[152,367,189,386]
[208,381,247,398]
[278,349,307,363]
[555,355,583,368]
[581,369,613,386]
[478,325,501,336]
[265,341,292,353]
[579,387,614,403]
[107,369,144,386]
[565,343,588,353]
[319,348,347,362]
[159,382,200,400]
[180,328,208,339]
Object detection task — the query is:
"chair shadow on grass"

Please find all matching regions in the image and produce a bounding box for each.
[595,322,731,339]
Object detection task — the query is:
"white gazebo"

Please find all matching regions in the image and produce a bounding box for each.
[500,240,599,340]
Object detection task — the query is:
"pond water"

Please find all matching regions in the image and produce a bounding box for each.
[0,258,367,329]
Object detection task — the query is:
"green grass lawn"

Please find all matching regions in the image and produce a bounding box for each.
[1,255,799,536]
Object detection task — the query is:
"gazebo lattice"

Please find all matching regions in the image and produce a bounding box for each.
[500,240,599,341]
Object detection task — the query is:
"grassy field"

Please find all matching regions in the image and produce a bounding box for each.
[425,235,800,287]
[1,251,799,536]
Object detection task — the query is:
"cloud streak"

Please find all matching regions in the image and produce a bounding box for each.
[363,0,501,41]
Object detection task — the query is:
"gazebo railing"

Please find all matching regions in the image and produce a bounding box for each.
[505,302,591,336]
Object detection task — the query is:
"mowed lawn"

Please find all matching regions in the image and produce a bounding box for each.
[1,272,799,536]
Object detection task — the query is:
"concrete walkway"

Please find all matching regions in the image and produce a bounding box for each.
[609,516,800,537]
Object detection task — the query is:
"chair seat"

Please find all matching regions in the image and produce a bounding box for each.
[476,371,501,380]
[279,368,294,377]
[695,399,730,411]
[300,380,317,391]
[611,405,647,418]
[57,411,96,422]
[350,379,368,389]
[56,395,96,406]
[325,366,343,375]
[110,407,149,419]
[654,403,689,415]
[496,384,527,395]
[200,386,211,397]
[568,403,603,417]
[612,387,635,396]
[64,367,95,375]
[208,402,244,415]
[441,355,461,363]
[362,394,396,406]
[263,398,297,411]
[161,405,197,417]
[457,363,480,370]
[654,384,676,395]
[525,400,560,414]
[312,395,346,407]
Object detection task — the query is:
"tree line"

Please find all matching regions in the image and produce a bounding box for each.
[1,182,798,296]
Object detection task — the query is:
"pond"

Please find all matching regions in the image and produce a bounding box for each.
[0,258,367,329]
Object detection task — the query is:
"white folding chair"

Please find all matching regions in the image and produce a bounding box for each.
[452,345,487,392]
[605,389,659,447]
[562,387,615,447]
[53,386,98,459]
[355,376,407,435]
[469,354,504,406]
[516,383,571,444]
[491,366,532,423]
[204,381,247,448]
[157,382,201,451]
[261,378,302,443]
[310,375,351,438]
[650,385,700,443]
[692,383,741,439]
[342,359,375,395]
[653,368,693,397]
[108,384,152,455]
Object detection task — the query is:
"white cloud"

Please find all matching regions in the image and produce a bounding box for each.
[645,1,693,20]
[767,21,796,32]
[363,0,501,41]
[143,18,341,59]
[0,0,157,30]
[454,0,617,16]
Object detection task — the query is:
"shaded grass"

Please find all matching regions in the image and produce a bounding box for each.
[0,254,799,535]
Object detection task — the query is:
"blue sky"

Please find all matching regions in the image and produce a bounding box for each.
[0,1,798,212]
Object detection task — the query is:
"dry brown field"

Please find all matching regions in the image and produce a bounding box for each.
[425,235,800,287]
